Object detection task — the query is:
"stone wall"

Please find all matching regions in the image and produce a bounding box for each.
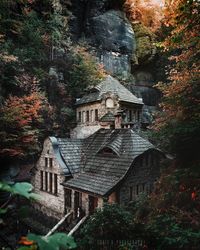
[119,150,164,205]
[32,138,65,219]
[72,94,142,138]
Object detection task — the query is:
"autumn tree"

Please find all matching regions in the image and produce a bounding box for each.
[124,0,164,31]
[0,81,53,159]
[154,0,200,160]
[130,1,200,249]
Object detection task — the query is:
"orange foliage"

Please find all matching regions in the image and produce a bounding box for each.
[19,236,34,246]
[0,90,50,158]
[154,0,200,131]
[124,0,164,31]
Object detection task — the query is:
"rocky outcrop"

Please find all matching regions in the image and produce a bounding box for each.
[91,10,135,76]
[133,23,157,65]
[68,0,162,125]
[89,10,135,54]
[69,0,135,76]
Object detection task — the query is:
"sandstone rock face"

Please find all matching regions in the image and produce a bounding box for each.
[97,51,131,77]
[88,10,136,76]
[68,0,162,125]
[89,10,135,54]
[69,1,135,76]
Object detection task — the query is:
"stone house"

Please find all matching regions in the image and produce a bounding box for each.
[32,129,164,220]
[32,75,165,221]
[71,75,143,139]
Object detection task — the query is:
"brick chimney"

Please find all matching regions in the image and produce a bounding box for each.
[114,110,124,129]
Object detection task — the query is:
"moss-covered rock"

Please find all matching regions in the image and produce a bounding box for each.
[133,23,157,64]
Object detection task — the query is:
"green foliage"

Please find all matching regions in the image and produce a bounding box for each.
[127,163,200,249]
[25,233,76,250]
[79,203,136,249]
[153,0,200,161]
[0,181,40,215]
[67,46,105,97]
[0,181,76,250]
[0,0,105,152]
[0,182,40,200]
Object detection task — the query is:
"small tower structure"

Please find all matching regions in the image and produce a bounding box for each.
[71,75,143,139]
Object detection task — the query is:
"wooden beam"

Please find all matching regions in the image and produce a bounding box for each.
[45,211,73,238]
[67,216,88,236]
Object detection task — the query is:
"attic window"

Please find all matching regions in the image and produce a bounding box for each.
[99,147,117,156]
[106,98,114,108]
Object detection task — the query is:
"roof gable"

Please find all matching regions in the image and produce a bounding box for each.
[63,129,156,195]
[57,138,83,175]
[76,76,143,106]
[49,137,72,175]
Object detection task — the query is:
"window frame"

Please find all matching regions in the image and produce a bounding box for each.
[95,109,98,121]
[54,173,58,195]
[40,171,44,190]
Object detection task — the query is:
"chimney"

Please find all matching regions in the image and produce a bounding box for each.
[114,110,124,129]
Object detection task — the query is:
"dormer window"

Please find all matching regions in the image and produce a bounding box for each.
[98,147,118,156]
[106,98,114,108]
[102,147,114,155]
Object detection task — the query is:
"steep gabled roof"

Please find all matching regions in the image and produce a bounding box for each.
[57,138,83,174]
[49,137,71,175]
[63,129,155,196]
[76,76,143,106]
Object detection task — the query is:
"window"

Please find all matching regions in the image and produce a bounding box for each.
[45,157,48,167]
[133,110,137,122]
[49,158,53,168]
[129,186,133,201]
[90,110,94,122]
[106,98,114,108]
[54,174,58,195]
[45,172,48,191]
[49,173,53,193]
[82,111,85,123]
[65,189,72,208]
[75,191,82,207]
[142,183,145,192]
[137,110,140,121]
[78,111,81,122]
[129,110,132,122]
[145,154,148,166]
[100,147,116,156]
[86,110,89,122]
[145,183,150,194]
[95,109,98,121]
[136,184,139,195]
[40,171,43,190]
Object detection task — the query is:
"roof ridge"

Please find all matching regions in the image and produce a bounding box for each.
[76,75,143,106]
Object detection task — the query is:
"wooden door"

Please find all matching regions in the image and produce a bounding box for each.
[89,195,98,214]
[74,191,82,217]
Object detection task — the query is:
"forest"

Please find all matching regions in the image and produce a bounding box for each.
[0,0,199,249]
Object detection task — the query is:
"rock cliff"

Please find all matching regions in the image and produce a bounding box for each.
[69,0,162,125]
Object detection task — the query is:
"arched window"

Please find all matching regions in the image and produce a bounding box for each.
[106,98,114,108]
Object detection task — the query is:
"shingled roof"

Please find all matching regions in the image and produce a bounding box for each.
[57,138,83,174]
[99,112,115,122]
[62,129,155,196]
[76,76,143,106]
